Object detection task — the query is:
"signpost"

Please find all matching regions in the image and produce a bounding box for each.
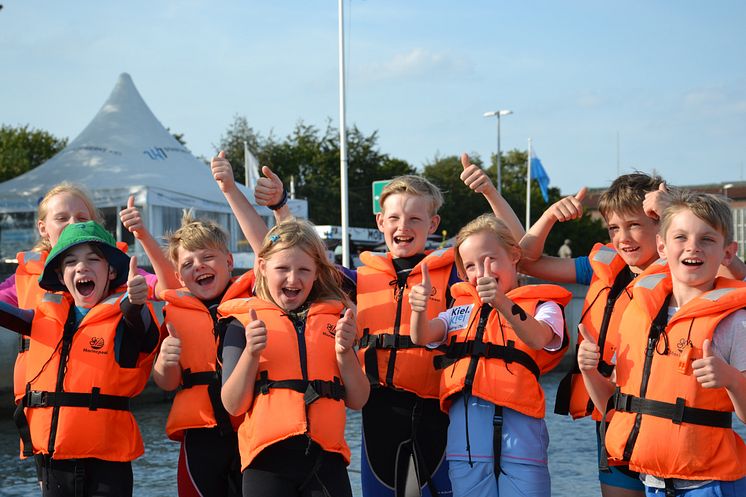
[372,180,391,214]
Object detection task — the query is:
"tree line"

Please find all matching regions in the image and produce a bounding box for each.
[0,119,607,256]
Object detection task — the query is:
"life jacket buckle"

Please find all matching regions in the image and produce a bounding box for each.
[28,390,48,407]
[672,397,685,425]
[303,383,321,405]
[381,334,397,349]
[469,340,487,357]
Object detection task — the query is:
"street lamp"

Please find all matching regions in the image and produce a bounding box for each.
[483,109,513,195]
[723,183,734,199]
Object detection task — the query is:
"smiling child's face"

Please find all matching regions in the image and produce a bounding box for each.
[58,244,117,308]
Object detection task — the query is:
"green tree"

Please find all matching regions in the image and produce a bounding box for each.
[0,124,68,182]
[215,115,266,184]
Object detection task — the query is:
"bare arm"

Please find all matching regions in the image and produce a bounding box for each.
[211,151,269,254]
[519,187,587,262]
[335,308,370,410]
[692,338,746,423]
[119,195,180,296]
[221,311,266,416]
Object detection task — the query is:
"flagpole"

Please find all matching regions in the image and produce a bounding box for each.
[526,138,532,231]
[243,141,250,189]
[338,0,350,268]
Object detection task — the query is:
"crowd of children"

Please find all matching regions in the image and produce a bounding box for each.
[0,150,744,497]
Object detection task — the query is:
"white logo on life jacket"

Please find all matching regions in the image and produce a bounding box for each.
[447,304,474,332]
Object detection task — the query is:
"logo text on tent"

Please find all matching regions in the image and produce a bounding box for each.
[143,147,168,160]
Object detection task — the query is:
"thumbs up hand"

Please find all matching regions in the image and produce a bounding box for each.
[408,264,432,313]
[335,308,357,355]
[476,257,500,306]
[643,182,670,221]
[127,256,148,305]
[547,187,587,223]
[211,150,236,193]
[460,153,497,196]
[577,324,601,372]
[255,166,285,207]
[159,322,182,368]
[245,309,268,358]
[692,339,732,389]
[119,195,145,239]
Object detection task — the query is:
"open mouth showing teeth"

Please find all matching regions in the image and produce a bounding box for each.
[682,259,703,266]
[282,288,301,298]
[196,274,215,286]
[76,280,95,296]
[621,247,639,253]
[394,236,413,244]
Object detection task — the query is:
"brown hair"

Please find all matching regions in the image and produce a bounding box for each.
[35,182,102,252]
[254,219,352,309]
[660,190,733,244]
[379,175,443,216]
[598,172,664,220]
[453,214,521,279]
[166,212,230,264]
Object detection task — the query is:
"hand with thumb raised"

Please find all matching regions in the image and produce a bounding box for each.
[692,339,731,389]
[335,308,357,355]
[408,264,432,313]
[159,322,182,368]
[460,152,496,195]
[643,181,670,221]
[245,308,267,358]
[476,257,499,306]
[549,187,587,222]
[577,323,601,372]
[211,150,236,193]
[127,256,148,305]
[119,194,144,239]
[255,165,285,207]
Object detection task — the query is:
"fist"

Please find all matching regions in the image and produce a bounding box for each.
[245,309,267,358]
[160,323,182,368]
[119,195,145,239]
[335,308,357,355]
[408,264,431,313]
[127,256,148,305]
[211,151,235,192]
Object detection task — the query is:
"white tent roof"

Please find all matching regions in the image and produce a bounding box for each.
[0,73,272,215]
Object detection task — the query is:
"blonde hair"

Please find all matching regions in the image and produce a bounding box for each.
[598,172,664,220]
[254,219,352,309]
[660,190,733,244]
[35,182,102,252]
[454,214,521,279]
[379,175,443,216]
[166,212,230,264]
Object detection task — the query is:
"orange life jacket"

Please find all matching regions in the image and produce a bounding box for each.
[161,271,254,441]
[13,251,48,401]
[555,243,669,421]
[436,283,571,417]
[19,291,157,461]
[218,297,350,471]
[605,274,746,481]
[357,248,454,399]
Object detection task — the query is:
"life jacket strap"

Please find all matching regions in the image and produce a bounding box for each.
[613,392,732,428]
[181,369,217,389]
[23,388,131,411]
[434,338,541,380]
[254,371,346,405]
[18,336,31,353]
[181,368,234,436]
[359,333,419,350]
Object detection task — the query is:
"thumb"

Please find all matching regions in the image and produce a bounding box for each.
[483,257,494,279]
[575,186,588,202]
[249,308,258,323]
[659,182,667,192]
[127,194,135,210]
[343,308,354,321]
[702,338,713,358]
[460,153,471,170]
[129,256,138,279]
[262,165,280,182]
[578,323,596,346]
[166,322,180,339]
[421,263,430,286]
[218,150,226,159]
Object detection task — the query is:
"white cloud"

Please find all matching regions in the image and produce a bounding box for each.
[683,85,746,117]
[358,48,473,81]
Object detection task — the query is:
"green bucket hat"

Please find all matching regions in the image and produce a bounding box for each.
[39,221,131,292]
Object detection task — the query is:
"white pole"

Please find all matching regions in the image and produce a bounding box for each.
[338,0,350,268]
[243,140,250,188]
[526,138,532,231]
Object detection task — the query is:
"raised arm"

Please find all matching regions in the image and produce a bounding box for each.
[120,195,180,296]
[254,165,293,224]
[211,151,269,254]
[460,153,525,242]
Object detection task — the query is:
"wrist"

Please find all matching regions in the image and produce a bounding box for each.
[268,188,288,211]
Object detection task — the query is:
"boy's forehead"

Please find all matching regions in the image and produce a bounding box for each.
[604,207,647,223]
[176,244,227,262]
[382,192,432,215]
[61,243,96,258]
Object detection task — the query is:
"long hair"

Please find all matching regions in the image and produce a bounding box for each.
[34,182,103,253]
[254,219,352,309]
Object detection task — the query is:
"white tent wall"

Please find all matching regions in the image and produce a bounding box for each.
[0,73,305,266]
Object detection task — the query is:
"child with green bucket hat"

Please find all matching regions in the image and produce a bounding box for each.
[0,220,160,497]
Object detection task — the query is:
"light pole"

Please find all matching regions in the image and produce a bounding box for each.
[483,110,513,195]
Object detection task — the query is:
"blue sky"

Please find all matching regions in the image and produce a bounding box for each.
[2,1,745,195]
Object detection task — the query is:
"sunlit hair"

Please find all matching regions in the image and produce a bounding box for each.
[598,172,664,220]
[254,219,352,309]
[660,190,733,245]
[379,175,443,216]
[35,182,102,252]
[454,214,521,279]
[166,212,230,264]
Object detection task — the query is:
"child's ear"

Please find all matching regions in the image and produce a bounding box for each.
[722,241,738,266]
[510,246,521,265]
[656,233,667,260]
[55,269,64,286]
[257,258,266,276]
[109,267,117,282]
[176,270,186,288]
[375,212,385,233]
[428,214,441,235]
[226,252,234,272]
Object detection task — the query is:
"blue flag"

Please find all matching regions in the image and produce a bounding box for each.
[530,149,550,202]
